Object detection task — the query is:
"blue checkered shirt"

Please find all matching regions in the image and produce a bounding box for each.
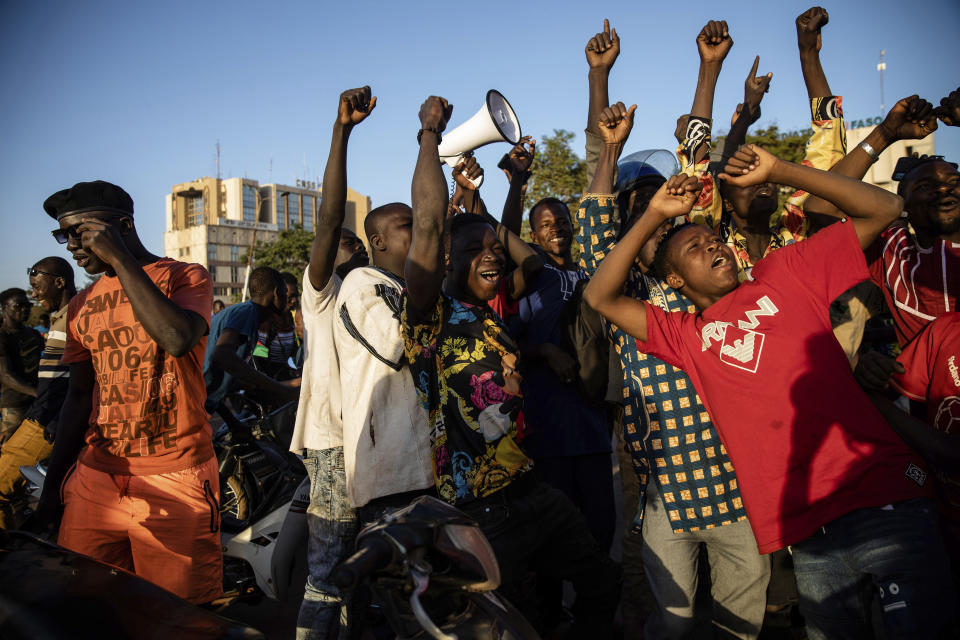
[576,194,747,533]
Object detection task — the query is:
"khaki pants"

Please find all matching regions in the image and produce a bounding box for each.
[0,407,27,444]
[641,480,770,640]
[0,418,52,529]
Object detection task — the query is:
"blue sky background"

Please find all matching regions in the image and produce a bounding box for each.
[1,0,957,291]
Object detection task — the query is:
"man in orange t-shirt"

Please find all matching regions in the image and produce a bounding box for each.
[36,180,221,604]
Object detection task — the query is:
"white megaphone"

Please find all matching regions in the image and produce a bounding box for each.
[438,90,522,188]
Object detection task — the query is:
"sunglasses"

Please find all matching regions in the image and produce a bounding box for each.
[51,215,129,244]
[28,267,59,279]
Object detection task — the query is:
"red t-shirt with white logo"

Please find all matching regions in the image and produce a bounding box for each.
[867,221,960,346]
[890,312,960,547]
[892,312,960,432]
[640,220,930,553]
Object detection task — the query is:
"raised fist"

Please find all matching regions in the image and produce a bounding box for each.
[881,95,938,142]
[697,20,732,64]
[338,86,377,126]
[934,87,960,127]
[796,7,828,53]
[419,96,453,133]
[597,101,637,146]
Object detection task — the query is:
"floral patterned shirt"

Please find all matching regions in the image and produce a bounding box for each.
[401,292,533,505]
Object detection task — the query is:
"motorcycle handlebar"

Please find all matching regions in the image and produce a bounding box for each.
[332,536,395,591]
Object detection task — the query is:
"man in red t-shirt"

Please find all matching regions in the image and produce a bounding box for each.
[36,181,220,604]
[583,105,955,638]
[867,155,960,347]
[890,313,960,571]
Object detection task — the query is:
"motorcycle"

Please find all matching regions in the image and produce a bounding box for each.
[333,495,540,640]
[214,393,309,605]
[0,528,264,639]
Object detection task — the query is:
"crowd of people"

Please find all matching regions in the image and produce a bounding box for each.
[0,6,957,639]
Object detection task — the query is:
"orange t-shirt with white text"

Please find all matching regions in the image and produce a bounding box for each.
[63,259,214,475]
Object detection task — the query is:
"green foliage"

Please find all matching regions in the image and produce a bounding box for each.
[714,125,811,209]
[524,129,587,263]
[246,226,313,278]
[526,129,588,213]
[714,124,810,167]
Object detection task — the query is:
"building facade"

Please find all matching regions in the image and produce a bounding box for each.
[164,176,371,302]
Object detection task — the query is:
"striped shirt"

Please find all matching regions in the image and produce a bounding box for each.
[868,221,960,346]
[24,304,70,427]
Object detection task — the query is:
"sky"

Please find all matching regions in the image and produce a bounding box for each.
[1,0,957,292]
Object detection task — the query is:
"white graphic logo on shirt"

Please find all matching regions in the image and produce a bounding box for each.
[700,296,779,374]
[934,396,960,434]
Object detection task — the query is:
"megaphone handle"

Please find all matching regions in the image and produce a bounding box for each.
[442,156,484,189]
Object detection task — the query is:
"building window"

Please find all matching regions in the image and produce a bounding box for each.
[230,266,241,283]
[288,194,301,228]
[277,194,286,228]
[302,196,315,231]
[187,197,205,226]
[208,243,217,263]
[230,245,239,262]
[242,185,257,222]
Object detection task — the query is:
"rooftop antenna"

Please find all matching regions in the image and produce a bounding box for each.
[216,139,222,180]
[877,50,887,117]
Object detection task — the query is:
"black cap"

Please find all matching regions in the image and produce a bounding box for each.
[43,180,134,220]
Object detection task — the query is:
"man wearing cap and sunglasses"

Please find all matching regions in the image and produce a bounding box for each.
[36,180,222,605]
[0,258,75,529]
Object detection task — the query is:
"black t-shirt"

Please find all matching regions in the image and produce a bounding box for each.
[0,326,44,409]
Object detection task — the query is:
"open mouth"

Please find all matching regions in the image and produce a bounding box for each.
[711,254,730,270]
[74,254,91,268]
[479,269,502,283]
[755,185,775,198]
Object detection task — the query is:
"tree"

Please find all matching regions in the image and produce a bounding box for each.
[526,129,588,213]
[714,124,811,208]
[713,124,810,167]
[523,129,588,260]
[246,227,314,278]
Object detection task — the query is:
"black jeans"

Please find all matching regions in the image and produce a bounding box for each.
[460,473,622,636]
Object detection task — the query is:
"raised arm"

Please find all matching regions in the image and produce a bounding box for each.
[588,102,635,195]
[308,86,377,292]
[691,20,731,123]
[803,95,938,218]
[499,137,535,236]
[585,173,703,342]
[405,96,454,317]
[584,18,620,185]
[720,56,772,163]
[796,7,831,99]
[720,144,903,249]
[586,18,620,139]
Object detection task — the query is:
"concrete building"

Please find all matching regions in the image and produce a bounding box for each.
[164,176,371,303]
[845,124,935,193]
